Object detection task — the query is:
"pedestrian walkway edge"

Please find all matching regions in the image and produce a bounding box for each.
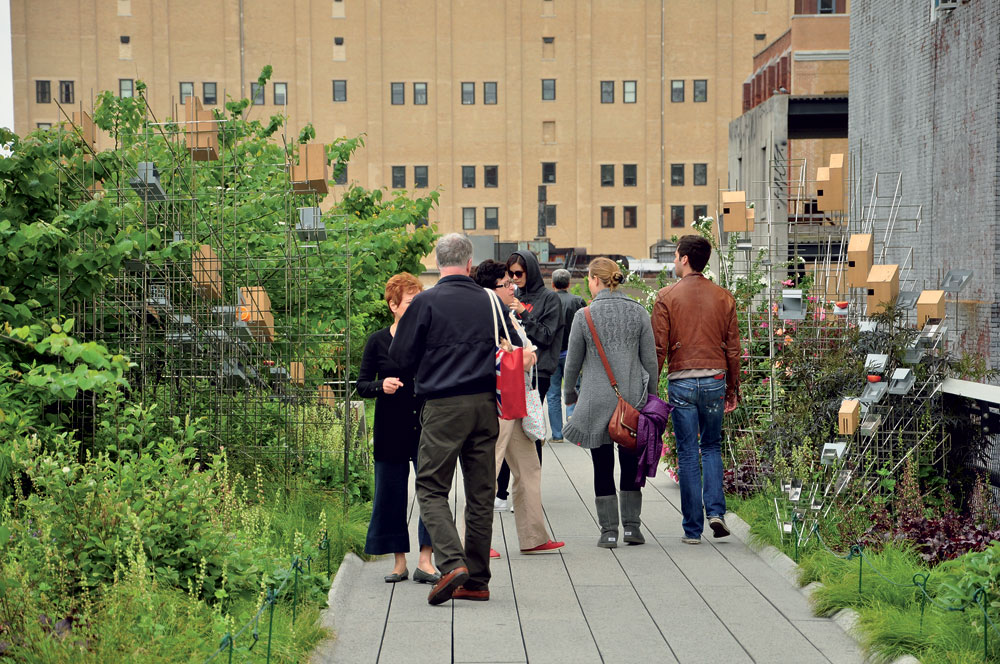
[310,552,363,663]
[727,511,918,664]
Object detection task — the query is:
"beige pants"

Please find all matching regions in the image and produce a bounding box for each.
[495,418,550,550]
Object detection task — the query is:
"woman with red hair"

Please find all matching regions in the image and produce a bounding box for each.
[357,272,439,584]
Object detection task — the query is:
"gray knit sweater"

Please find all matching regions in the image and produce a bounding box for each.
[562,289,660,449]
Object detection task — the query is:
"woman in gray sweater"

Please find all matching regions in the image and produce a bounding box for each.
[563,258,660,548]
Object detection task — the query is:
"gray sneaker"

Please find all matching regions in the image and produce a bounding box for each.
[681,537,701,545]
[708,516,731,538]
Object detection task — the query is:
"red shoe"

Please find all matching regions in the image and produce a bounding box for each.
[490,548,501,559]
[452,585,490,601]
[520,540,565,554]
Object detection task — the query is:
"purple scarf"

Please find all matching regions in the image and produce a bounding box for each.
[635,394,673,487]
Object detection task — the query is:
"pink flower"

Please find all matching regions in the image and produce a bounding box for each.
[782,279,794,287]
[762,377,770,385]
[760,322,769,329]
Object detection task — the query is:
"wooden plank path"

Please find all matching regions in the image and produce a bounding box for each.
[313,443,864,664]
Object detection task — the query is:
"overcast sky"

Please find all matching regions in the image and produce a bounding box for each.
[1,0,13,131]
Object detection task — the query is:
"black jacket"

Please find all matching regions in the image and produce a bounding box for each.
[389,275,514,400]
[356,327,422,463]
[555,289,586,354]
[512,250,563,379]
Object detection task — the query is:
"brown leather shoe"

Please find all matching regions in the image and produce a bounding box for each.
[452,585,490,601]
[427,566,469,606]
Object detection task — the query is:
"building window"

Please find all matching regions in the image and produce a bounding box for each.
[671,164,684,186]
[693,79,707,103]
[119,79,134,98]
[485,207,499,230]
[542,121,556,143]
[391,82,404,105]
[180,81,194,105]
[250,82,264,105]
[274,82,288,106]
[36,80,51,104]
[693,205,708,221]
[542,162,556,184]
[414,165,428,188]
[334,164,348,185]
[391,166,406,189]
[818,0,834,13]
[462,165,476,188]
[542,36,555,59]
[462,207,476,230]
[545,204,557,226]
[333,36,346,60]
[600,206,615,229]
[694,163,707,186]
[623,164,637,187]
[333,80,347,102]
[623,80,637,104]
[118,0,131,16]
[119,36,132,60]
[671,205,685,228]
[600,80,614,104]
[461,82,475,105]
[414,82,427,105]
[484,165,498,188]
[541,78,556,101]
[600,164,614,187]
[623,206,637,228]
[484,82,497,105]
[59,80,75,104]
[203,82,217,105]
[36,122,52,130]
[671,80,684,102]
[416,217,429,228]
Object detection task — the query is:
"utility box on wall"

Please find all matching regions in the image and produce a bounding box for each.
[847,234,873,288]
[866,264,900,315]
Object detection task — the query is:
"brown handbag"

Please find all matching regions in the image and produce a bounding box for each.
[583,307,640,453]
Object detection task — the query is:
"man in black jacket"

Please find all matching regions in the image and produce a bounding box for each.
[390,233,511,604]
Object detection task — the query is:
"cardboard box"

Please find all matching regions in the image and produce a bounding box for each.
[816,153,845,212]
[916,290,945,329]
[184,97,219,161]
[192,244,222,300]
[838,399,860,436]
[291,143,329,194]
[866,264,900,315]
[721,190,751,232]
[238,286,271,322]
[289,361,304,386]
[70,111,96,150]
[846,234,873,288]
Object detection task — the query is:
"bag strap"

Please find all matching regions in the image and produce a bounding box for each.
[486,288,511,346]
[583,306,622,397]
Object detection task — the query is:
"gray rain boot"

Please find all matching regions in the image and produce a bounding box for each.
[620,490,645,545]
[595,495,620,548]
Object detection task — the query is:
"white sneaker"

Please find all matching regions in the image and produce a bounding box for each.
[493,497,509,511]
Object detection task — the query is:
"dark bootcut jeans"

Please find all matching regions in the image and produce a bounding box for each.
[365,459,432,555]
[416,392,498,591]
[668,376,727,540]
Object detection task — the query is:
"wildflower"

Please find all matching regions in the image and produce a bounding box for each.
[760,322,769,329]
[781,279,794,287]
[784,335,793,346]
[762,377,770,385]
[62,467,71,474]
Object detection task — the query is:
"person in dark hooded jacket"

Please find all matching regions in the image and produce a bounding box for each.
[494,250,564,509]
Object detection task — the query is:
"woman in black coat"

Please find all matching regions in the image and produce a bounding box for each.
[357,273,439,584]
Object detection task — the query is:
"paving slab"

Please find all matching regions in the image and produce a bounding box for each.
[315,442,865,663]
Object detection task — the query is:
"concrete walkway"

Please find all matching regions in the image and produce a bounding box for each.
[315,443,864,664]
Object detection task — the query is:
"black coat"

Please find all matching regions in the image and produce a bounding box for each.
[512,250,563,379]
[389,275,515,400]
[356,327,422,463]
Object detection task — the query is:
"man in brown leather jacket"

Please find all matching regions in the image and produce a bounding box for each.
[651,235,741,544]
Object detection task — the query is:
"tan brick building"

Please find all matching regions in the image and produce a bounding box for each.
[12,0,797,257]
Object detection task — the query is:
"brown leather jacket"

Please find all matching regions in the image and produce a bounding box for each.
[651,273,741,399]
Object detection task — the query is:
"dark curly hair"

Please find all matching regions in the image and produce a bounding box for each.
[473,259,508,290]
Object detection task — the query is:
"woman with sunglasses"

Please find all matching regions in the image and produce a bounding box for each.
[562,258,659,548]
[494,251,564,510]
[474,260,565,557]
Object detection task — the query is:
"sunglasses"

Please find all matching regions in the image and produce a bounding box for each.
[508,269,525,278]
[494,281,514,289]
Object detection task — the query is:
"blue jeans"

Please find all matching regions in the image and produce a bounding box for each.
[668,376,727,539]
[546,356,576,439]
